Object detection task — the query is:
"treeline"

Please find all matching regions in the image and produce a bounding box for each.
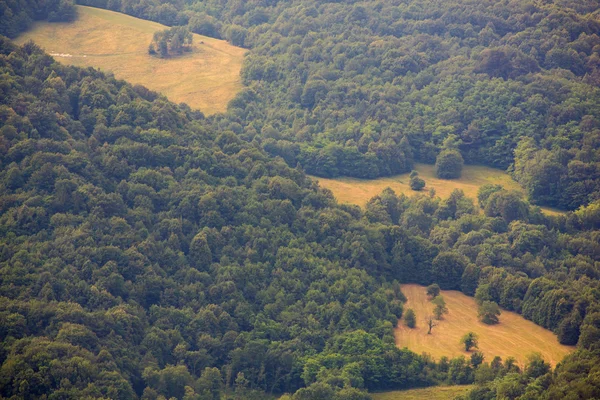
[0,0,77,38]
[1,40,600,398]
[72,0,600,210]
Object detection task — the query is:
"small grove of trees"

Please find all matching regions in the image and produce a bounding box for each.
[461,332,479,351]
[149,26,193,58]
[409,171,426,191]
[435,135,464,179]
[404,308,416,328]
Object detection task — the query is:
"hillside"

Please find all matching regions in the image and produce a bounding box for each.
[372,385,473,400]
[2,0,600,397]
[312,164,521,206]
[14,5,245,115]
[395,284,574,366]
[311,163,564,215]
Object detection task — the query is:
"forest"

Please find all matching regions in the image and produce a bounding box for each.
[5,0,596,210]
[0,0,599,399]
[0,36,599,399]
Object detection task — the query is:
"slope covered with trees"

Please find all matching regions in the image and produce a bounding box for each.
[1,0,77,38]
[71,0,600,211]
[1,38,600,398]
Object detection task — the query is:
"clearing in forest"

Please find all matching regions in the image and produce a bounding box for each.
[371,385,473,400]
[311,163,564,215]
[15,6,246,115]
[395,284,574,367]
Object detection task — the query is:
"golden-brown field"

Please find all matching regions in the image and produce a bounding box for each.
[395,284,574,367]
[15,6,246,115]
[371,385,473,400]
[311,163,563,215]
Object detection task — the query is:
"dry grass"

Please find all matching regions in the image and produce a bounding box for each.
[311,163,563,215]
[15,6,246,115]
[395,284,574,367]
[371,385,473,400]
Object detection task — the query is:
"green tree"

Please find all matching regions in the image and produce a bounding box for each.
[404,308,416,328]
[426,283,441,299]
[478,301,501,325]
[477,184,504,209]
[461,332,479,351]
[431,252,469,290]
[435,135,464,179]
[470,351,484,367]
[435,149,464,179]
[409,171,426,191]
[189,233,212,270]
[432,295,448,320]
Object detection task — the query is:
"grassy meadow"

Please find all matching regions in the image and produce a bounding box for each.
[395,284,574,367]
[15,6,246,115]
[311,163,564,215]
[371,385,473,400]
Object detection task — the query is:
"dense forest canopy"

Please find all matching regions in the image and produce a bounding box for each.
[11,0,595,210]
[0,37,600,399]
[1,0,600,398]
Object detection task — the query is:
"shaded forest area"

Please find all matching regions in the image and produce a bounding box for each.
[8,0,598,210]
[0,38,599,399]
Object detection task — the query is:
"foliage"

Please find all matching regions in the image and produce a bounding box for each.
[432,295,448,320]
[149,26,193,58]
[409,171,426,191]
[404,308,416,328]
[72,0,600,211]
[3,0,600,389]
[436,150,464,180]
[478,302,501,325]
[426,284,440,299]
[461,332,479,352]
[1,0,77,37]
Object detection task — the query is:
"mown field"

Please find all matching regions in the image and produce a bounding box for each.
[371,385,473,400]
[395,284,574,367]
[311,163,564,215]
[15,6,246,115]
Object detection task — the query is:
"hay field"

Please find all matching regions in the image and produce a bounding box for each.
[15,6,246,115]
[311,163,563,215]
[395,284,574,367]
[371,385,473,400]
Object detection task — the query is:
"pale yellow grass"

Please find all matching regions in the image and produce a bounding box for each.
[15,6,246,115]
[395,284,574,367]
[311,163,563,215]
[371,385,473,400]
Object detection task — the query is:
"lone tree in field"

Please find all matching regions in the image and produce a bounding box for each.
[461,332,479,351]
[426,283,441,299]
[149,26,193,58]
[478,301,501,324]
[435,135,464,179]
[404,308,416,328]
[432,295,448,320]
[425,315,438,334]
[409,171,426,191]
